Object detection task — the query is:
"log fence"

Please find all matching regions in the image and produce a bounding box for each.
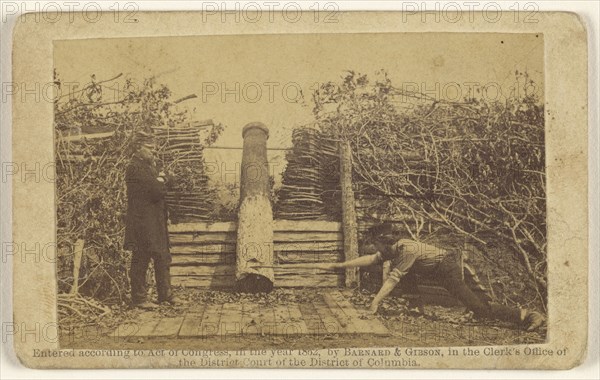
[169,220,344,288]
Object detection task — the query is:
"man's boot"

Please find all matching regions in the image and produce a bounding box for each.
[131,300,159,310]
[160,296,186,306]
[523,310,545,331]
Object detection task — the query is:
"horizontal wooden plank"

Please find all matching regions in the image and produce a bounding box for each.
[168,204,211,212]
[170,243,341,255]
[171,265,338,276]
[166,199,212,206]
[172,253,235,265]
[171,265,235,277]
[274,267,338,276]
[172,276,234,288]
[169,232,342,245]
[168,220,341,234]
[274,232,342,242]
[275,275,342,288]
[170,251,342,266]
[170,244,234,255]
[171,274,342,288]
[277,241,343,252]
[171,264,342,288]
[172,276,233,288]
[276,251,341,264]
[169,222,237,233]
[170,233,236,245]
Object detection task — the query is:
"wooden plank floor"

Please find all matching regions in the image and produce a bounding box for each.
[113,290,389,339]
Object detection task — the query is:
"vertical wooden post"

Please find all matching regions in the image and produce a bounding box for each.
[236,122,274,293]
[70,239,85,295]
[340,140,359,287]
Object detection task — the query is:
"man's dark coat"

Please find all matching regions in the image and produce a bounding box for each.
[123,155,170,258]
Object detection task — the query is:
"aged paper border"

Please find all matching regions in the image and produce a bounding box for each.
[9,11,588,369]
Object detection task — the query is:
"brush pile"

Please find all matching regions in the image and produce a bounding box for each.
[275,128,341,220]
[154,119,222,223]
[311,71,547,308]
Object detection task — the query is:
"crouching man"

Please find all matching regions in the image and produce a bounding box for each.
[124,131,182,309]
[321,223,545,331]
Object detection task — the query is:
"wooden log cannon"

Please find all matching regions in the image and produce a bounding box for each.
[235,122,274,293]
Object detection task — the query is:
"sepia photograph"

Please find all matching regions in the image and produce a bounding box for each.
[5,9,591,371]
[53,32,547,351]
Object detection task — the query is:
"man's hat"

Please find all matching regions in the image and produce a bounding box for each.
[367,222,395,238]
[133,130,155,149]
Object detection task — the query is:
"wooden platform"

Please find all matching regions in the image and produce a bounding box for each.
[111,290,389,339]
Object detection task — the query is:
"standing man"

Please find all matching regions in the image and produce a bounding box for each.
[321,223,545,331]
[124,131,181,309]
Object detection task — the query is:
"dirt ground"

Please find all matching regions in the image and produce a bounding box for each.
[59,231,547,350]
[60,288,545,350]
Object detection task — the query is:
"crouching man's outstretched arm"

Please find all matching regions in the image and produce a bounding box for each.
[326,253,380,269]
[318,251,402,314]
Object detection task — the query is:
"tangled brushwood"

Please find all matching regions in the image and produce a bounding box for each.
[54,72,224,303]
[311,71,546,305]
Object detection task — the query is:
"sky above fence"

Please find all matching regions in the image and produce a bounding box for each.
[54,32,544,186]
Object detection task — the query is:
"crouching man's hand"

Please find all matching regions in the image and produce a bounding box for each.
[368,302,379,315]
[367,277,400,316]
